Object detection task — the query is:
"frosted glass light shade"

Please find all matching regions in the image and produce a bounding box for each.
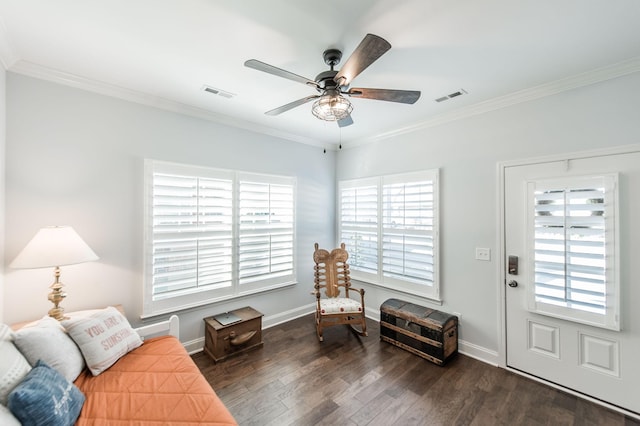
[10,226,99,269]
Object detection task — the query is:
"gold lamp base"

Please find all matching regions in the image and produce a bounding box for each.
[9,226,99,320]
[48,266,69,321]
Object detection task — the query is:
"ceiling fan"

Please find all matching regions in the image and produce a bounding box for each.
[244,34,421,127]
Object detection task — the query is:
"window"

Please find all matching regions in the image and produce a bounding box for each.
[143,160,296,316]
[527,174,619,330]
[238,176,295,288]
[338,170,439,299]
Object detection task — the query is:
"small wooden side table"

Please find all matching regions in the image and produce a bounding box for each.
[203,306,263,362]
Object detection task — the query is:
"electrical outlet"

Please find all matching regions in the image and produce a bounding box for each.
[475,247,491,261]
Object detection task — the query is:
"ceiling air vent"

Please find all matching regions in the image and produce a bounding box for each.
[202,85,235,99]
[435,89,467,103]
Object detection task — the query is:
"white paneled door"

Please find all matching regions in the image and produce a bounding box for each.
[504,149,640,415]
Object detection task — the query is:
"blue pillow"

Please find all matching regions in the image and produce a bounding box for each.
[7,360,85,426]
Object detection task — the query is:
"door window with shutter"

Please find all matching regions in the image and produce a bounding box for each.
[143,160,296,316]
[526,174,620,330]
[338,170,439,300]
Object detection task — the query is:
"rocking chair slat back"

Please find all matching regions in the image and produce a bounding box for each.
[313,242,351,298]
[312,242,367,342]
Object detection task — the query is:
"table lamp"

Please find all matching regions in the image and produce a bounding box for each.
[10,226,99,320]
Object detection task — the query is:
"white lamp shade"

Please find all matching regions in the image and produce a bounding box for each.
[10,226,99,269]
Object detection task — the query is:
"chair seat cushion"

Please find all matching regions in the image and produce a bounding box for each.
[320,298,363,314]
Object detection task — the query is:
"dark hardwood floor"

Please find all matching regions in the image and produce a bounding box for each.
[192,315,638,426]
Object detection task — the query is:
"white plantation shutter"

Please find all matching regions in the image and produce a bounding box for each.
[382,177,435,285]
[338,170,439,299]
[239,174,295,288]
[527,175,619,329]
[144,161,296,316]
[152,172,233,298]
[339,182,378,275]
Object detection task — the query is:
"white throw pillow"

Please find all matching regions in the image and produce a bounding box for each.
[13,316,86,382]
[0,325,31,406]
[62,306,143,376]
[0,403,21,426]
[0,324,12,341]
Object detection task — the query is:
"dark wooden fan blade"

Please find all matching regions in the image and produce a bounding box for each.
[245,59,319,89]
[334,34,391,86]
[265,95,320,116]
[337,114,354,127]
[347,88,421,104]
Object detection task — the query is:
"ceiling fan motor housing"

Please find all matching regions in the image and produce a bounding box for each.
[322,49,342,67]
[315,70,340,91]
[315,49,343,91]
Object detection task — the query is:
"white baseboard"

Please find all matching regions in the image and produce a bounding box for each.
[184,304,316,354]
[366,309,499,365]
[185,337,205,355]
[262,303,315,329]
[182,311,637,419]
[185,305,500,368]
[457,339,500,366]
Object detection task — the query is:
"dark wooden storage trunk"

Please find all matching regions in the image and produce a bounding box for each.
[380,298,458,366]
[203,306,263,363]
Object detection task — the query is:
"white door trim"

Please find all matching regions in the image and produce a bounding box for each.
[496,143,640,419]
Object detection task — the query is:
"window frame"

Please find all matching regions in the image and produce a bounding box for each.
[525,174,620,330]
[337,170,440,300]
[143,160,297,317]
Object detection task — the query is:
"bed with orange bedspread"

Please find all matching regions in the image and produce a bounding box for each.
[74,335,237,425]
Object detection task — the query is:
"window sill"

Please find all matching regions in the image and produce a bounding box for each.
[350,277,443,306]
[141,281,297,320]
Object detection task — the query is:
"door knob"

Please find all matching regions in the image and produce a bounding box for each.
[508,280,518,288]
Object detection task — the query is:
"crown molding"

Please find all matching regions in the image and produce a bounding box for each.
[348,56,640,149]
[0,17,17,70]
[7,53,640,151]
[7,59,335,150]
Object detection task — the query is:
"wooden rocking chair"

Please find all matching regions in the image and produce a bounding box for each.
[313,242,367,342]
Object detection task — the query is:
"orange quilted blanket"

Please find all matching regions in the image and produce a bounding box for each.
[73,335,237,425]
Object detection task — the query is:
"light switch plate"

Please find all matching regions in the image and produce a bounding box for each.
[476,247,491,261]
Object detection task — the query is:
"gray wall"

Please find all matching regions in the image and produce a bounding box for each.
[3,73,335,347]
[4,69,640,361]
[335,71,640,362]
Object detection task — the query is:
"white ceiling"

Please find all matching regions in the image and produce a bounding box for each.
[1,0,640,147]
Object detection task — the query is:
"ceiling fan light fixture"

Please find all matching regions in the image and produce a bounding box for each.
[311,90,353,121]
